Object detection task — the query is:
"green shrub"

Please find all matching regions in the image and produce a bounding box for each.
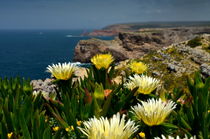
[187,37,202,47]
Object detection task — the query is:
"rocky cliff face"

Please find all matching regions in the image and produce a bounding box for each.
[116,34,210,91]
[73,38,128,62]
[146,35,210,90]
[32,34,210,93]
[74,27,210,62]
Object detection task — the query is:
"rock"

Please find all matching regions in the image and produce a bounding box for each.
[152,71,161,77]
[167,63,179,72]
[141,34,210,91]
[31,78,56,93]
[200,63,210,77]
[74,27,210,63]
[82,30,119,36]
[159,52,171,59]
[73,38,128,62]
[31,67,88,94]
[118,32,164,50]
[152,56,163,61]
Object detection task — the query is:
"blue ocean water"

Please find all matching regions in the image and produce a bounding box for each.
[0,30,113,79]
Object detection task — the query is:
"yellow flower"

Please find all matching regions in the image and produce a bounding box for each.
[7,132,13,139]
[124,74,160,95]
[78,113,138,139]
[65,127,70,132]
[91,54,114,70]
[130,61,147,74]
[70,126,74,130]
[46,62,75,80]
[65,126,74,132]
[139,132,145,138]
[53,126,59,131]
[77,121,82,126]
[154,135,196,139]
[131,98,176,126]
[45,116,49,122]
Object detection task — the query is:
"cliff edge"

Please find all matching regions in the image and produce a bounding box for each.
[74,27,210,62]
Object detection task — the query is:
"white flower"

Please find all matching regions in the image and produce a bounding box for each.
[46,62,75,80]
[78,113,138,139]
[124,74,160,95]
[131,98,176,126]
[154,135,196,139]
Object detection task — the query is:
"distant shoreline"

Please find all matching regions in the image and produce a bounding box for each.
[83,21,210,36]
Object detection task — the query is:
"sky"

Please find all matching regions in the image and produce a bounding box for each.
[0,0,210,29]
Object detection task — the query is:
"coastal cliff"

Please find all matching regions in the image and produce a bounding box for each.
[32,34,210,93]
[31,25,210,94]
[83,22,210,36]
[74,27,210,62]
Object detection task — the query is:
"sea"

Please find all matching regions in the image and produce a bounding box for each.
[0,30,114,79]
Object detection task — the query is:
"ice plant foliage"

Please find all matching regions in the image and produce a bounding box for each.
[78,113,138,139]
[131,98,176,126]
[46,62,75,80]
[154,135,196,139]
[91,54,114,70]
[124,74,160,95]
[130,61,147,74]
